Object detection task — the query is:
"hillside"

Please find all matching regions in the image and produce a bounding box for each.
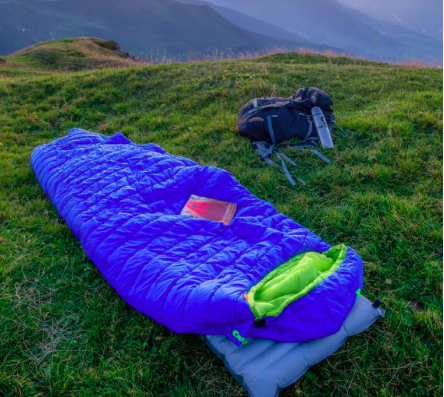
[0,38,140,77]
[176,0,312,44]
[0,49,442,396]
[0,0,302,57]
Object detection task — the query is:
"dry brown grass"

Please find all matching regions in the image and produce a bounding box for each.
[140,45,441,69]
[394,58,443,69]
[3,37,441,76]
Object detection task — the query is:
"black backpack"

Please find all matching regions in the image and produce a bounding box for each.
[237,87,345,186]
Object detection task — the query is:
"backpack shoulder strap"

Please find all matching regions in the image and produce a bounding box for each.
[310,150,331,163]
[252,141,278,167]
[277,142,331,164]
[252,141,306,186]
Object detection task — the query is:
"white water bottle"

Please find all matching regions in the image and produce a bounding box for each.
[311,107,334,149]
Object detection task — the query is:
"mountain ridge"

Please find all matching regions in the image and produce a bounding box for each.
[0,0,302,57]
[337,0,443,42]
[176,0,311,44]
[200,0,442,63]
[2,0,440,64]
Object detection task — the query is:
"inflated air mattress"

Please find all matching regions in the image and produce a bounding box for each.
[206,295,385,397]
[31,128,363,346]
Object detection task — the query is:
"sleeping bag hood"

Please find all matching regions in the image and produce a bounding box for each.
[31,129,363,346]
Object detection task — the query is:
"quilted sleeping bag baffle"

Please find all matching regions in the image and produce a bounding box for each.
[31,128,364,346]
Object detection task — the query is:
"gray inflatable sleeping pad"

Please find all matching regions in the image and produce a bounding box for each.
[203,295,384,397]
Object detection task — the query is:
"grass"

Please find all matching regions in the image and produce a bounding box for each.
[0,42,442,396]
[0,38,139,78]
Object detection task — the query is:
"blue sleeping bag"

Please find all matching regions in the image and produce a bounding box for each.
[31,128,363,346]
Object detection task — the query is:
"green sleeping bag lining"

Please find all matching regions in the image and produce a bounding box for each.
[247,244,348,319]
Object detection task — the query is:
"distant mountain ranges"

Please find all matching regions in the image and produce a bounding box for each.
[1,0,442,64]
[191,0,442,64]
[337,0,443,43]
[0,0,334,58]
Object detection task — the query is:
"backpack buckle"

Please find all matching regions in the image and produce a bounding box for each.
[252,141,270,158]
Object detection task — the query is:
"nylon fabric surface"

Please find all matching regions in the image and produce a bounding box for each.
[31,128,363,346]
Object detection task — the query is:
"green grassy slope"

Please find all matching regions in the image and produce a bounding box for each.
[0,51,442,396]
[0,38,139,77]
